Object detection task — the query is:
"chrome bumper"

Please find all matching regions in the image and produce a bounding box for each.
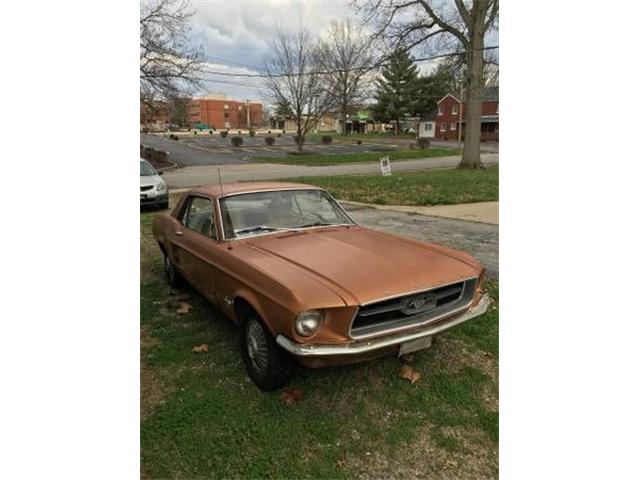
[276,293,491,357]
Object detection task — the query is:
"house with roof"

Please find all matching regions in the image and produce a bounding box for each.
[430,86,499,141]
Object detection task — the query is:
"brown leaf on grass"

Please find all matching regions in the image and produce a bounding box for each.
[335,459,346,469]
[174,293,191,301]
[191,344,208,353]
[400,365,422,384]
[176,302,192,314]
[280,388,303,406]
[444,459,458,468]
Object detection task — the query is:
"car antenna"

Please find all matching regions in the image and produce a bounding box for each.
[218,167,224,196]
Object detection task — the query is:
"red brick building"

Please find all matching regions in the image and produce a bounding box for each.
[188,94,263,130]
[434,87,499,141]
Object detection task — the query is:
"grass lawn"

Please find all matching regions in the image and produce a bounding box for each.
[140,209,499,478]
[284,165,498,206]
[250,147,457,166]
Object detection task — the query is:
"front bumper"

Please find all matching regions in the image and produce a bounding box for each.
[276,293,491,359]
[140,192,168,206]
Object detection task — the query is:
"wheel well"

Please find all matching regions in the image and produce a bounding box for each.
[233,297,260,324]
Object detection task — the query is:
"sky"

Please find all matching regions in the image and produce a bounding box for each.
[185,0,498,106]
[188,0,359,103]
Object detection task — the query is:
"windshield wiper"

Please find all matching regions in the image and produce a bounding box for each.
[234,225,295,235]
[298,221,340,228]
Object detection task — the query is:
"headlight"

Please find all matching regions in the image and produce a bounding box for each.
[157,182,167,192]
[295,310,323,337]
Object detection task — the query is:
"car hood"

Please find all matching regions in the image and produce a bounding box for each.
[243,226,481,306]
[140,175,163,188]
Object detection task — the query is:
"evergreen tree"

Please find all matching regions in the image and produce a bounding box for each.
[413,64,457,119]
[372,49,419,134]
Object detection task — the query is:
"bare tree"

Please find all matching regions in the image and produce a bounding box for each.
[318,20,377,135]
[263,27,337,153]
[354,0,499,169]
[140,0,203,107]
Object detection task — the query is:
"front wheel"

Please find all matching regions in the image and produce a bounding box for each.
[241,316,293,391]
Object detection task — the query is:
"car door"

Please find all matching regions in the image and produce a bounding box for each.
[170,195,220,299]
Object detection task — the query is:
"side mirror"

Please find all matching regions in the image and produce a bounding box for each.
[158,171,164,176]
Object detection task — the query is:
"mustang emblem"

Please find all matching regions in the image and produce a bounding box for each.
[400,293,437,315]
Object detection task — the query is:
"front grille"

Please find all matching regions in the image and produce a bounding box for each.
[350,278,477,339]
[141,185,154,192]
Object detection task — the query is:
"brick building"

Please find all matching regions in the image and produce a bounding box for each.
[434,87,499,141]
[188,93,263,130]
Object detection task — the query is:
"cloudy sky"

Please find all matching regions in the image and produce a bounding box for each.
[185,0,498,105]
[188,0,358,102]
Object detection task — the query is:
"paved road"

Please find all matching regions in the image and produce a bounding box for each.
[344,203,499,279]
[163,153,498,188]
[141,133,252,166]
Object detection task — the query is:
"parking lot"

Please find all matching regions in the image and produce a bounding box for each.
[141,133,397,166]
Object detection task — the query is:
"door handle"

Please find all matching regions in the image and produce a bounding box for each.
[175,230,184,236]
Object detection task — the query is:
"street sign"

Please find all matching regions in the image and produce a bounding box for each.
[380,156,392,176]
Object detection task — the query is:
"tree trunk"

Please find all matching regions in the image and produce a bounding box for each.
[396,116,400,135]
[297,127,303,153]
[459,6,486,169]
[341,109,348,135]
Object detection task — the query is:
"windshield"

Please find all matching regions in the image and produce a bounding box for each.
[140,160,156,176]
[219,189,354,239]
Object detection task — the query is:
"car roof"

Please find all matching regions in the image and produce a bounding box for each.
[189,182,323,198]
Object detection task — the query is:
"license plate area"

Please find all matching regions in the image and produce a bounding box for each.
[398,335,432,356]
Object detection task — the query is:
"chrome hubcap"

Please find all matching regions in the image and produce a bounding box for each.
[246,320,269,374]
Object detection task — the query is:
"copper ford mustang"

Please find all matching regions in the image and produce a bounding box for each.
[153,182,490,390]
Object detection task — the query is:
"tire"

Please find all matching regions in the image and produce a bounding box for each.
[241,315,293,391]
[159,201,169,210]
[163,253,183,288]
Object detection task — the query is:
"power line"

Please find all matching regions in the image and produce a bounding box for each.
[199,46,499,79]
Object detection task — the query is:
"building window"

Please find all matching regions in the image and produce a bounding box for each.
[224,112,229,119]
[451,122,456,131]
[452,104,458,115]
[440,123,446,132]
[438,105,444,116]
[425,123,432,131]
[224,104,229,110]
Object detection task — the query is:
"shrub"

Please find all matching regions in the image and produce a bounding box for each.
[168,134,179,141]
[142,127,149,134]
[231,136,243,147]
[265,136,275,146]
[209,130,213,134]
[321,135,332,144]
[267,130,271,134]
[277,133,282,137]
[293,135,306,146]
[249,130,256,137]
[220,130,228,138]
[193,130,198,134]
[238,130,242,135]
[357,140,362,145]
[282,130,286,134]
[416,137,431,149]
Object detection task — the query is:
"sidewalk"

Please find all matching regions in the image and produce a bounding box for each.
[164,153,498,188]
[344,201,499,225]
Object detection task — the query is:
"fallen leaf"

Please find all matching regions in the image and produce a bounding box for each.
[400,353,415,363]
[280,388,303,406]
[174,293,191,301]
[335,460,346,469]
[400,365,422,384]
[176,302,192,314]
[192,344,208,353]
[444,459,458,468]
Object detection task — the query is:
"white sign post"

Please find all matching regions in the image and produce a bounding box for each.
[380,156,392,176]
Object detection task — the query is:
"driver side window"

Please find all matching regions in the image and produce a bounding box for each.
[182,196,217,239]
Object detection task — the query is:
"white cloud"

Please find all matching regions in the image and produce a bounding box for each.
[187,0,357,102]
